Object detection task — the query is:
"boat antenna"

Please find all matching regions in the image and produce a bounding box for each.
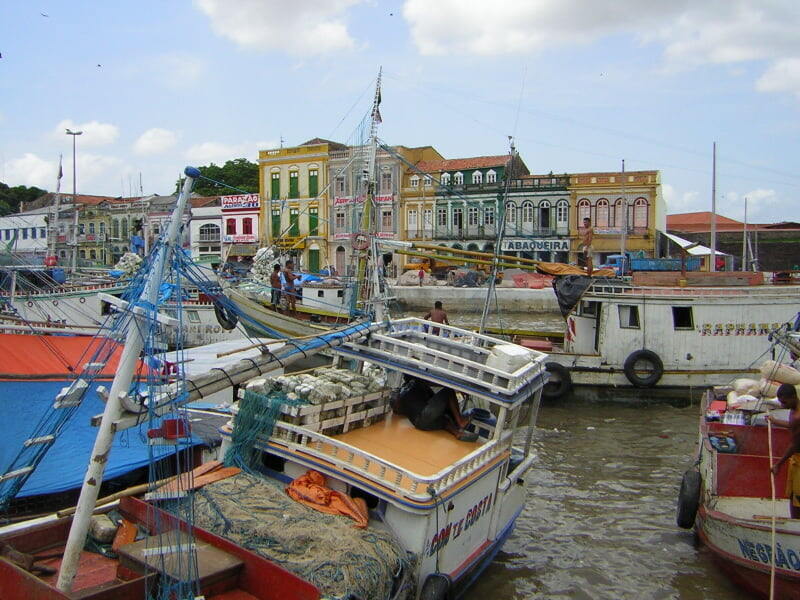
[711,141,717,271]
[620,159,627,272]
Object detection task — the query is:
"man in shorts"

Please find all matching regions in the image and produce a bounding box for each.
[270,264,282,308]
[580,217,594,276]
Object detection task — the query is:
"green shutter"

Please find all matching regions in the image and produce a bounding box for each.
[271,173,280,200]
[309,207,319,236]
[308,249,320,273]
[271,210,281,238]
[309,171,318,197]
[289,208,299,236]
[289,172,299,199]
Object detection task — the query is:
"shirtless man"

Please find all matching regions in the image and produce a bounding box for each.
[769,383,800,518]
[283,260,297,315]
[269,264,282,308]
[423,301,449,335]
[580,217,594,276]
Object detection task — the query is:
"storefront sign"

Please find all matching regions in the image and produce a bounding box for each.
[221,194,260,210]
[223,234,258,243]
[375,194,394,204]
[501,239,570,252]
[334,232,351,240]
[333,196,351,206]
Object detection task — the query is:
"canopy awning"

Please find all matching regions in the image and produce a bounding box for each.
[663,232,729,256]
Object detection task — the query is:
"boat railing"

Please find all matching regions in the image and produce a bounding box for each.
[588,284,761,297]
[266,420,512,501]
[0,281,127,298]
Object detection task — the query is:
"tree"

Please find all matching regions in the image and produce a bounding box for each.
[177,158,259,196]
[0,182,48,215]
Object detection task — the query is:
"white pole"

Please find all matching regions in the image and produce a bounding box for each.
[710,142,717,272]
[66,129,82,273]
[742,197,748,271]
[620,159,627,271]
[56,169,198,593]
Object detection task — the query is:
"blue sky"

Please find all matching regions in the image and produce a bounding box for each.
[1,0,798,223]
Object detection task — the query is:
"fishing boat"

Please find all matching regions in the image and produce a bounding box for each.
[677,321,800,599]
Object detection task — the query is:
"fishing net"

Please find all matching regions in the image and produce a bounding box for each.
[212,386,414,599]
[194,472,414,599]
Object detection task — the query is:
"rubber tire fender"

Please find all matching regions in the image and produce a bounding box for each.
[623,349,664,388]
[214,302,238,331]
[542,362,573,400]
[676,469,702,529]
[420,573,450,600]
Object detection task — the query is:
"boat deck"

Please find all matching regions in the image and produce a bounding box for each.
[711,496,800,529]
[330,414,480,476]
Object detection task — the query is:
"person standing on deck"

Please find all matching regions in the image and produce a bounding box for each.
[423,300,449,335]
[580,217,594,276]
[270,264,282,309]
[769,383,800,518]
[283,260,297,315]
[418,266,425,286]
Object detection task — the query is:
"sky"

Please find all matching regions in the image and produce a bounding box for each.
[1,0,799,224]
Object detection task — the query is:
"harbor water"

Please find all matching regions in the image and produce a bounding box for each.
[438,311,751,600]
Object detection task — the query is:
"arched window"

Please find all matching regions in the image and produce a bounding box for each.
[112,219,119,239]
[539,200,551,229]
[556,200,569,227]
[242,217,253,235]
[613,198,625,228]
[505,202,517,225]
[99,222,106,234]
[633,197,648,228]
[453,172,464,185]
[596,198,609,227]
[521,201,534,224]
[89,222,95,234]
[577,199,591,225]
[121,219,128,238]
[472,171,483,184]
[441,173,451,185]
[409,175,420,188]
[226,218,236,235]
[200,223,219,241]
[486,170,497,184]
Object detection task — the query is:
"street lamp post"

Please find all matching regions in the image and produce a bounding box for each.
[66,128,83,271]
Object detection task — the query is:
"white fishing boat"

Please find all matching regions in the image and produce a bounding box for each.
[533,276,800,400]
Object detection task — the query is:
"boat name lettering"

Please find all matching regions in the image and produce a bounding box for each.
[700,322,782,336]
[736,538,800,571]
[500,239,570,252]
[427,493,493,556]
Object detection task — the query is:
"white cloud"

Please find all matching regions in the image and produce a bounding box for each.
[663,184,703,214]
[4,153,58,189]
[134,128,178,155]
[756,57,800,98]
[185,141,259,165]
[152,53,207,89]
[54,119,120,147]
[194,0,362,55]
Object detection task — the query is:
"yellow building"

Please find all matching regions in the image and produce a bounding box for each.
[258,138,345,273]
[569,170,664,263]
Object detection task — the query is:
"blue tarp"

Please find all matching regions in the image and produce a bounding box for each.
[0,381,200,498]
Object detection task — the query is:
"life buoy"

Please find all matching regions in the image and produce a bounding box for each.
[53,300,58,306]
[676,469,702,529]
[420,573,450,600]
[214,302,238,331]
[79,297,86,303]
[623,349,664,388]
[542,362,572,400]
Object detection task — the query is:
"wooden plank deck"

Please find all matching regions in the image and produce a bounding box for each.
[330,414,480,477]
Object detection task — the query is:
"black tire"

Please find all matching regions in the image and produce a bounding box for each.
[623,349,664,388]
[542,362,572,400]
[676,469,702,529]
[420,573,450,600]
[214,302,238,331]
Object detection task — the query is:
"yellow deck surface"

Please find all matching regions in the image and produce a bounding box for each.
[330,414,480,477]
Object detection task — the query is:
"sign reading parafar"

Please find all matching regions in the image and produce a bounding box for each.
[501,238,570,252]
[221,194,260,210]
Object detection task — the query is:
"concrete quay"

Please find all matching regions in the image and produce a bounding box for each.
[392,284,559,313]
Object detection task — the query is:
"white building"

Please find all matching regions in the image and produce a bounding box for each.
[189,197,222,264]
[0,208,50,263]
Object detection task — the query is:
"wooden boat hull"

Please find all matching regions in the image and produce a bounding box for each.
[697,504,800,599]
[0,496,319,600]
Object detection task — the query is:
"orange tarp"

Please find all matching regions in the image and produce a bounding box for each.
[286,470,369,528]
[536,262,616,278]
[0,333,124,380]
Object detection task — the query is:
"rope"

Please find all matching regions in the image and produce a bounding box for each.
[768,418,777,600]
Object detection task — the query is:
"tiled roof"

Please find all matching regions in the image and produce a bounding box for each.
[189,196,221,208]
[414,155,510,173]
[667,211,742,226]
[300,138,347,151]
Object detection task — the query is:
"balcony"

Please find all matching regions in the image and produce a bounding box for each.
[431,225,498,241]
[403,229,436,241]
[198,233,221,243]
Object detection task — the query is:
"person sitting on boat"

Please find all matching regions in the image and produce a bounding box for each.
[580,217,594,276]
[283,260,298,315]
[270,264,282,308]
[769,383,800,518]
[391,377,478,442]
[423,301,449,336]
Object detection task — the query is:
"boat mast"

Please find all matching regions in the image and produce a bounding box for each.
[48,155,63,260]
[711,142,717,272]
[620,159,627,271]
[742,196,748,271]
[56,167,200,593]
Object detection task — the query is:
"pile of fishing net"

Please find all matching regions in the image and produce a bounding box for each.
[193,471,415,599]
[113,252,142,278]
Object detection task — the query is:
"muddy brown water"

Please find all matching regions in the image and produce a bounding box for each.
[442,312,751,599]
